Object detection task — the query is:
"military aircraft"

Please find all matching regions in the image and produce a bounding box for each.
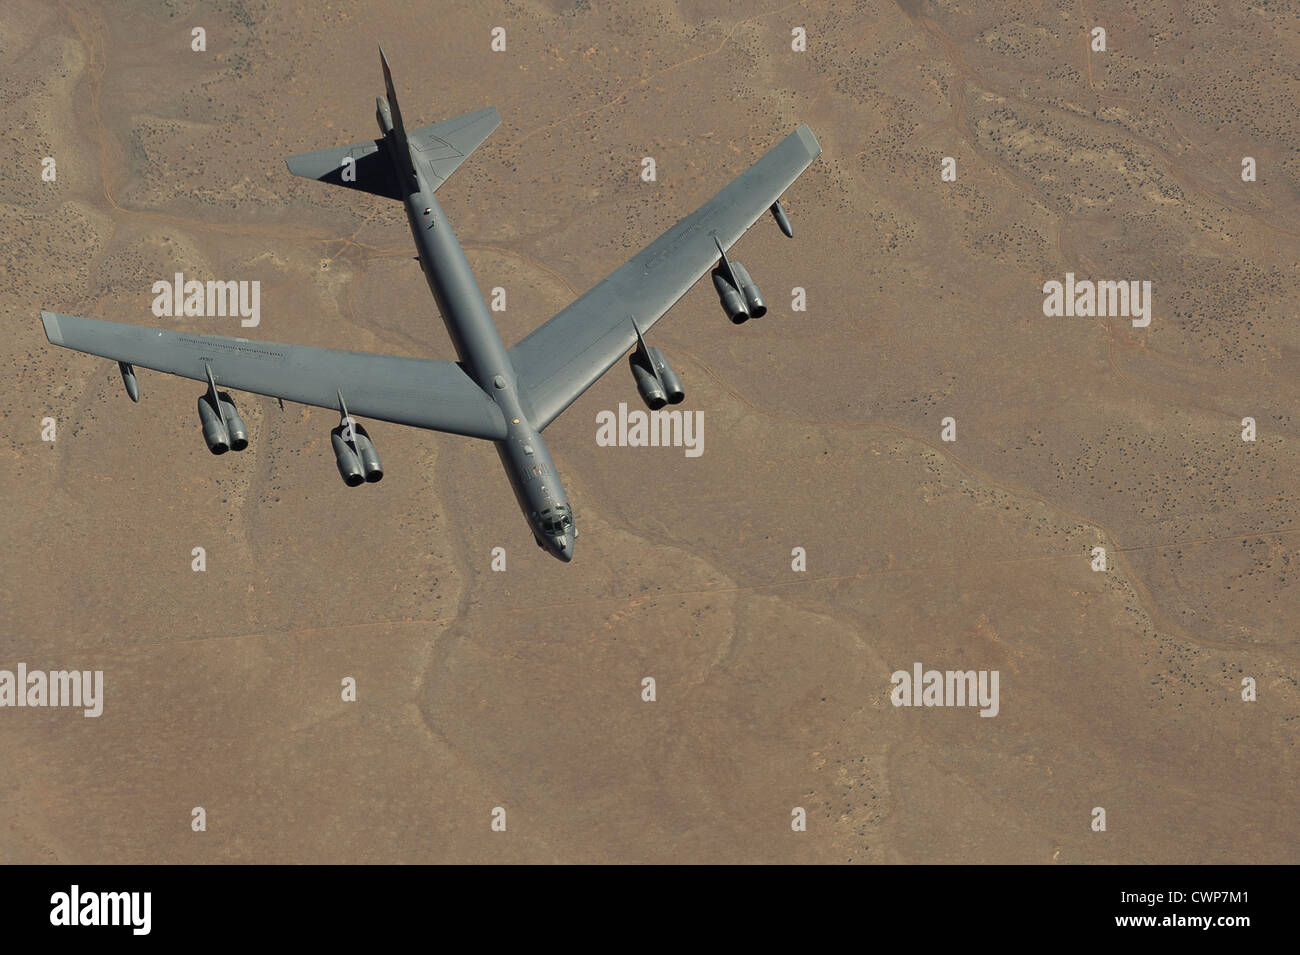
[40,48,821,561]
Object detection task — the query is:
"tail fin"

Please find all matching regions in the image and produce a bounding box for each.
[379,45,413,171]
[285,47,501,200]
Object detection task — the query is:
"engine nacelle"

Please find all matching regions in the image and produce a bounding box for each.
[351,424,384,483]
[217,392,248,451]
[197,394,230,455]
[629,353,667,410]
[647,347,684,404]
[730,262,766,318]
[712,268,750,324]
[330,425,365,487]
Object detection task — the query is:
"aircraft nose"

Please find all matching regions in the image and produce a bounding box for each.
[554,535,574,562]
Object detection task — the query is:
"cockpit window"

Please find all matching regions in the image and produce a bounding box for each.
[537,504,572,534]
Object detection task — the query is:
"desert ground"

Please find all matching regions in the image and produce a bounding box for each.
[1,0,1296,863]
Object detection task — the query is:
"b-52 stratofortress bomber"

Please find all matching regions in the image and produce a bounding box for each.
[41,48,821,561]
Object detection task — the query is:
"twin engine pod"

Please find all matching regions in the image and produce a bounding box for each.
[197,391,248,454]
[711,260,766,324]
[330,422,383,487]
[629,346,685,410]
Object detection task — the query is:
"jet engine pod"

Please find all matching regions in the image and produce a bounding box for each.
[217,392,248,451]
[330,425,365,487]
[197,394,230,455]
[712,268,750,324]
[730,262,766,319]
[629,353,667,410]
[647,347,684,404]
[351,424,384,483]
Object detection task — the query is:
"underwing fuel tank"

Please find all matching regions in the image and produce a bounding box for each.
[770,200,794,238]
[118,361,140,402]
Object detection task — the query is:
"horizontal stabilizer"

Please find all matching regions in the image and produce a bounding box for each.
[407,107,500,190]
[285,138,404,200]
[285,107,499,199]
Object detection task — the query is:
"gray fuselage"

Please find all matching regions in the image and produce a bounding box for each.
[379,98,575,560]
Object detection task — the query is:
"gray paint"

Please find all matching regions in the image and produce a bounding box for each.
[508,125,820,429]
[39,47,821,562]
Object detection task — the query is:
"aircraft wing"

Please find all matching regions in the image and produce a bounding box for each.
[508,124,821,431]
[39,312,508,440]
[407,107,501,189]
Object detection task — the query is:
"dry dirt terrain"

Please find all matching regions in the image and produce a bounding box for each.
[1,0,1296,863]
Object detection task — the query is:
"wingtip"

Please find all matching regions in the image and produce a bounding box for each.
[40,310,64,345]
[795,123,821,157]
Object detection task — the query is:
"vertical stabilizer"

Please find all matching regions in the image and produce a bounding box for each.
[378,46,415,175]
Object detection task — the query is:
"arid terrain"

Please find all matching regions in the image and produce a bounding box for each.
[1,0,1297,863]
